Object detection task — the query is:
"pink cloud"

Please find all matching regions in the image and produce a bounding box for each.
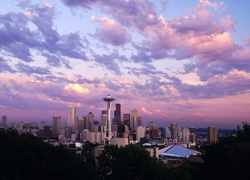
[93,17,130,46]
[221,15,235,31]
[141,107,152,116]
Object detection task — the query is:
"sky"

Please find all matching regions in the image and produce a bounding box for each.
[0,0,250,129]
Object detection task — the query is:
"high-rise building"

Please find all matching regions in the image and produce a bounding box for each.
[131,109,138,133]
[52,116,61,138]
[114,104,121,126]
[2,115,7,128]
[39,120,46,130]
[182,127,190,143]
[77,116,84,134]
[137,117,142,127]
[43,125,51,139]
[170,123,178,140]
[68,106,76,132]
[208,126,218,143]
[123,114,130,130]
[87,112,94,131]
[100,110,107,127]
[136,126,146,141]
[148,121,156,130]
[163,127,171,138]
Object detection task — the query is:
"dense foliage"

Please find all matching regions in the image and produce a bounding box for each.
[202,122,250,180]
[0,129,97,180]
[1,122,250,180]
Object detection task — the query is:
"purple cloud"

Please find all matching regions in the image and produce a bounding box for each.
[16,63,50,75]
[93,17,130,46]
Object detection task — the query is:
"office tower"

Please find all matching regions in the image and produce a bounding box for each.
[137,117,142,127]
[189,133,197,144]
[39,120,46,130]
[208,126,218,143]
[68,106,76,132]
[87,112,94,124]
[163,127,171,138]
[131,109,138,133]
[136,126,146,141]
[182,127,190,143]
[82,129,89,142]
[77,116,84,135]
[87,112,94,131]
[52,116,61,138]
[103,94,115,145]
[148,121,156,130]
[114,103,121,126]
[150,129,159,139]
[123,114,130,130]
[65,126,72,139]
[43,125,51,139]
[170,123,178,140]
[2,115,7,128]
[178,126,182,142]
[100,110,107,126]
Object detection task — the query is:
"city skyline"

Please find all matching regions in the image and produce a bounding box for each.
[1,0,250,129]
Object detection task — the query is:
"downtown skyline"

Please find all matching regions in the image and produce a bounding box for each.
[1,0,250,129]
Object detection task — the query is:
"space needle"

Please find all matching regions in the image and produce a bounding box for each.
[103,94,115,145]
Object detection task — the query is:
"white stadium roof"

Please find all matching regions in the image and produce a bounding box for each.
[159,144,200,158]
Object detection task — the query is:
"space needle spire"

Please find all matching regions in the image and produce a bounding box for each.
[103,94,115,145]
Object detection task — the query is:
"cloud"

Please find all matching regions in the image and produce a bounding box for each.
[141,107,152,115]
[61,0,99,9]
[0,58,16,73]
[174,69,250,99]
[16,63,50,75]
[93,17,130,46]
[64,83,90,93]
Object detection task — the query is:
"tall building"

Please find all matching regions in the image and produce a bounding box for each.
[52,116,61,138]
[136,126,146,141]
[137,117,142,127]
[208,126,218,143]
[39,120,46,130]
[163,127,171,138]
[77,116,84,135]
[170,123,178,140]
[87,112,94,131]
[100,110,107,127]
[148,121,156,130]
[182,127,190,143]
[123,114,130,130]
[131,109,138,133]
[2,115,7,128]
[114,104,121,126]
[68,106,76,132]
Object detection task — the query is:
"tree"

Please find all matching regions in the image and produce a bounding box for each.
[0,129,97,180]
[202,122,250,180]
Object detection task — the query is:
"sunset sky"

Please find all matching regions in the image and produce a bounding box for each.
[1,0,250,128]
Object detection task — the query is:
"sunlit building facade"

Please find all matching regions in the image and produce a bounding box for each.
[68,106,76,132]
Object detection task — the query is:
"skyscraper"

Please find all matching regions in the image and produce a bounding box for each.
[131,109,138,133]
[114,103,121,126]
[2,115,7,128]
[170,123,178,140]
[52,116,61,138]
[207,126,218,143]
[68,106,76,132]
[123,114,130,130]
[182,127,190,143]
[86,112,94,132]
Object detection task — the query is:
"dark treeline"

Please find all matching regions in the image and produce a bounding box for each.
[1,122,250,180]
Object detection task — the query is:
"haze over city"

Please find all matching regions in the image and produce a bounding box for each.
[0,0,250,129]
